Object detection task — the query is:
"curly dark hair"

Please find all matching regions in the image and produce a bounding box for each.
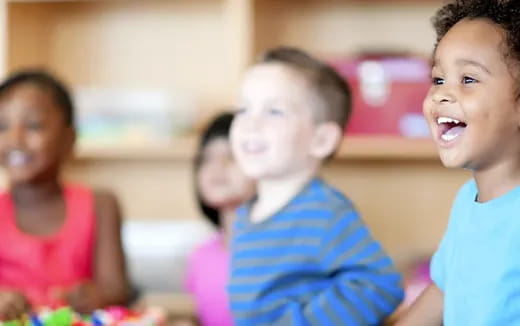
[433,0,520,65]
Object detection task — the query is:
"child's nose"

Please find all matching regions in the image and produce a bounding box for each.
[8,125,24,148]
[431,85,456,105]
[215,156,233,168]
[240,114,263,132]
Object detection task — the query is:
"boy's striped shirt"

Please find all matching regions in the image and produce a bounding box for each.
[228,178,403,326]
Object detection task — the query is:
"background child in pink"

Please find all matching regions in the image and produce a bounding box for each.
[184,112,255,326]
[0,71,131,320]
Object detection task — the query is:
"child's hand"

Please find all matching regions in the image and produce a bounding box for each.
[64,282,105,314]
[0,290,30,321]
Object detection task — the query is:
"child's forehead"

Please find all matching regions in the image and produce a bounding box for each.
[1,82,53,103]
[0,83,63,117]
[242,63,318,101]
[434,18,508,65]
[241,63,325,119]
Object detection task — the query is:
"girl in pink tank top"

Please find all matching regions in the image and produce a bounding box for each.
[184,113,255,326]
[0,71,130,320]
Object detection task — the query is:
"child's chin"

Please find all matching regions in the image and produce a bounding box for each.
[9,176,36,186]
[439,154,465,169]
[241,167,265,180]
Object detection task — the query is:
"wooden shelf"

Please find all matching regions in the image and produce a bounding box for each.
[73,136,198,161]
[337,136,438,161]
[72,136,438,162]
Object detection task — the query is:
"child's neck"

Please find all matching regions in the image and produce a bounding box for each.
[11,179,62,206]
[251,168,317,224]
[474,158,520,202]
[220,206,237,248]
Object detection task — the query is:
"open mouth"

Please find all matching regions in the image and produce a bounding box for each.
[437,116,467,142]
[242,140,267,155]
[5,150,31,167]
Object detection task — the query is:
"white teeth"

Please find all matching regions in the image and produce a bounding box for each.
[441,133,458,141]
[6,150,29,167]
[437,116,461,124]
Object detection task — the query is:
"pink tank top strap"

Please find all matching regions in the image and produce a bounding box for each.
[61,185,97,244]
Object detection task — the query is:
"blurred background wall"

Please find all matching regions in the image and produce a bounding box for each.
[0,0,469,290]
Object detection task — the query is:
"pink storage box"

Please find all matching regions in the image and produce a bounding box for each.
[330,55,431,137]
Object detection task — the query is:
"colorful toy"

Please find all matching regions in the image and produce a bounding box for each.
[0,306,166,326]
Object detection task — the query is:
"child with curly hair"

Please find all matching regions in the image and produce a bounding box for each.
[399,1,520,325]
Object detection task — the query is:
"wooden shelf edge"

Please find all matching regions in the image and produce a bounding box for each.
[336,136,439,161]
[73,136,197,161]
[72,136,439,162]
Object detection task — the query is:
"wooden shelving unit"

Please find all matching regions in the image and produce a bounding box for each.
[0,0,443,161]
[74,137,198,161]
[2,0,254,113]
[0,0,441,108]
[338,136,438,161]
[0,0,460,271]
[73,136,438,161]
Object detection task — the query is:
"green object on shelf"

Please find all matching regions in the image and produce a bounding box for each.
[42,307,73,326]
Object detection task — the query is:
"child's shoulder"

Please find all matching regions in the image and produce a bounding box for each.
[64,184,120,211]
[190,235,225,262]
[65,184,122,225]
[457,179,477,198]
[454,178,520,208]
[92,188,120,207]
[70,185,116,201]
[299,178,357,214]
[450,178,474,203]
[311,177,354,201]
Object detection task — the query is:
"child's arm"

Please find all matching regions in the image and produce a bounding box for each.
[0,290,30,320]
[66,191,130,312]
[395,284,443,326]
[273,210,404,325]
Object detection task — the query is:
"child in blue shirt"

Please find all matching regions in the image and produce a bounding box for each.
[228,47,403,325]
[399,1,520,325]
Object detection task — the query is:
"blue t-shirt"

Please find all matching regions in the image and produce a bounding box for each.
[431,179,520,325]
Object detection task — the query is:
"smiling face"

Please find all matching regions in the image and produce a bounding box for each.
[231,63,334,180]
[0,83,75,185]
[423,18,520,170]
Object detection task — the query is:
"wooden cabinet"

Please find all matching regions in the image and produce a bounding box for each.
[5,0,252,113]
[2,0,441,109]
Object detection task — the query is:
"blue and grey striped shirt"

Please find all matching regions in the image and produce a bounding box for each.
[229,178,403,326]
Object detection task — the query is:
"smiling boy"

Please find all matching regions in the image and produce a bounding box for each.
[399,1,520,325]
[228,47,403,326]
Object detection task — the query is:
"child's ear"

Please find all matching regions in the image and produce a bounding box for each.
[309,122,342,159]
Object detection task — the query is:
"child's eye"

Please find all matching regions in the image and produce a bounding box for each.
[0,121,8,133]
[462,76,478,84]
[235,107,247,116]
[267,108,283,116]
[432,77,445,86]
[25,121,43,130]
